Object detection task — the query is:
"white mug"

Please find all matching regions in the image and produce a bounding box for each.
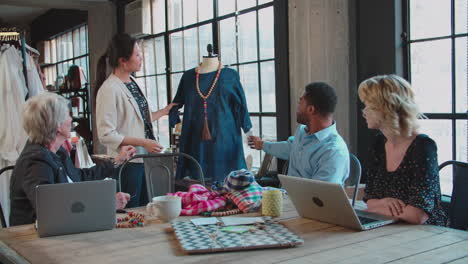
[146,195,181,222]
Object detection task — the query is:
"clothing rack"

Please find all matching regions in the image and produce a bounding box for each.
[0,27,40,99]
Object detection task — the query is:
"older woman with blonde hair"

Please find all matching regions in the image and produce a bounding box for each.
[358,74,446,226]
[9,92,137,226]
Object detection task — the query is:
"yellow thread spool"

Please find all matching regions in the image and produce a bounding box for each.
[262,190,283,217]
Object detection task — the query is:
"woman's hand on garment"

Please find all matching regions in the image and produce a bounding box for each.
[143,139,164,153]
[114,145,137,165]
[161,103,178,116]
[115,192,131,209]
[151,103,178,121]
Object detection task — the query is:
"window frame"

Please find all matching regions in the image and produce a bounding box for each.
[134,0,291,168]
[41,24,90,87]
[403,0,468,197]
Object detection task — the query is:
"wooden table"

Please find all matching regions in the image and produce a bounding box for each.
[1,199,467,264]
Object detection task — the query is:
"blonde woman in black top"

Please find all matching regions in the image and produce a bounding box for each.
[358,74,446,226]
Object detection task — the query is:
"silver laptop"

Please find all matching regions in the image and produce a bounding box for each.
[36,180,116,237]
[278,174,397,230]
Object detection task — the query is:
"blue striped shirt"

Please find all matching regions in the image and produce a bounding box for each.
[263,122,349,184]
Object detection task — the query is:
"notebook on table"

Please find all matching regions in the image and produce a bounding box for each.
[35,180,116,237]
[278,174,397,230]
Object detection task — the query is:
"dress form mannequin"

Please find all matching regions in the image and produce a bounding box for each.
[169,43,252,182]
[198,44,220,73]
[198,57,220,73]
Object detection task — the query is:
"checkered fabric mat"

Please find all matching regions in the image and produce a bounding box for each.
[172,217,304,253]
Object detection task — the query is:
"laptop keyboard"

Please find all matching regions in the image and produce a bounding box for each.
[358,215,378,225]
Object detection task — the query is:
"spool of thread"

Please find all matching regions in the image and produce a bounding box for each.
[262,189,283,217]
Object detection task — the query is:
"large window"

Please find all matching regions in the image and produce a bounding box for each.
[406,0,467,196]
[42,24,89,87]
[136,0,276,167]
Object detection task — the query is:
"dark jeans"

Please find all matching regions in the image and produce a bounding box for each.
[121,163,148,208]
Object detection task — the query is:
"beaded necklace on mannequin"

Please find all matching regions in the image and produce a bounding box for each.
[195,44,222,140]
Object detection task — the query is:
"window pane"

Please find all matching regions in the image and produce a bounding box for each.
[170,32,184,72]
[80,26,87,56]
[456,37,467,113]
[261,116,277,140]
[81,57,89,83]
[156,116,170,147]
[169,0,183,30]
[73,29,80,57]
[84,26,88,52]
[419,119,452,195]
[259,7,274,60]
[220,17,237,65]
[157,75,168,108]
[44,41,51,64]
[243,116,261,168]
[171,72,184,99]
[260,61,275,112]
[238,12,258,63]
[199,24,213,62]
[58,62,65,78]
[155,36,166,74]
[52,66,57,85]
[44,66,53,86]
[198,0,213,22]
[184,27,198,70]
[258,0,273,4]
[136,49,145,77]
[456,120,468,162]
[152,0,166,34]
[57,36,62,62]
[67,32,73,59]
[239,63,259,112]
[237,0,256,11]
[183,0,197,26]
[410,0,451,40]
[143,39,156,75]
[218,0,235,16]
[411,39,452,113]
[455,0,468,34]
[51,39,57,63]
[145,76,158,111]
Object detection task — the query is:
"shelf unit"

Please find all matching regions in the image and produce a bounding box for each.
[55,85,93,152]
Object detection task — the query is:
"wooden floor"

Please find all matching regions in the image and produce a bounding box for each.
[1,199,467,264]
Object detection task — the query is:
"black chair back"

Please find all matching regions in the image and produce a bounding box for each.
[118,153,205,199]
[439,161,468,230]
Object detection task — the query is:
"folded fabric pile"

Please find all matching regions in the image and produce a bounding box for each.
[221,169,263,213]
[167,184,226,216]
[170,169,284,216]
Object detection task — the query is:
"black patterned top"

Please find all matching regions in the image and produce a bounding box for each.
[363,133,447,226]
[125,81,156,140]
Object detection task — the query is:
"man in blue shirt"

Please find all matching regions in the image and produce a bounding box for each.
[249,82,349,184]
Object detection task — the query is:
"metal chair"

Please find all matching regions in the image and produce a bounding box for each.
[345,153,362,207]
[118,153,205,199]
[0,165,14,228]
[439,160,468,230]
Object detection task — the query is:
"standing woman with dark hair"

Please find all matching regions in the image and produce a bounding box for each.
[95,33,176,207]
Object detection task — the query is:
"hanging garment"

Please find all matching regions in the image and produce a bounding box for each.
[0,45,28,227]
[26,54,44,97]
[169,67,252,182]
